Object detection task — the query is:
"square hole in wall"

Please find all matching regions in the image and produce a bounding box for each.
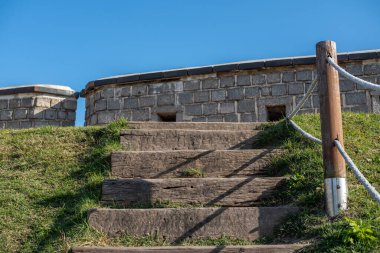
[266,105,286,121]
[157,112,177,122]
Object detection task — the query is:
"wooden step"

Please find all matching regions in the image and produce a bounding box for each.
[87,206,298,242]
[102,177,285,207]
[127,122,264,131]
[111,149,280,178]
[120,129,260,151]
[72,244,307,253]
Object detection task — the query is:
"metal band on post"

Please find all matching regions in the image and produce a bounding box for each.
[316,41,347,217]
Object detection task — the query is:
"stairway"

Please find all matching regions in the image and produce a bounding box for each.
[73,122,306,252]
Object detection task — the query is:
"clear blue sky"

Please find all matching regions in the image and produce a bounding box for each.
[0,0,379,126]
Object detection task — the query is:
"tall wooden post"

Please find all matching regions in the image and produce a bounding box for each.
[316,41,347,217]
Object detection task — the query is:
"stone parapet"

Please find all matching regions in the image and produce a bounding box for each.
[0,84,78,129]
[82,50,380,125]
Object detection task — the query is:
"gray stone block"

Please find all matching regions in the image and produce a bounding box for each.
[9,99,21,109]
[288,83,304,95]
[98,111,115,124]
[108,99,122,110]
[94,99,107,111]
[0,110,13,120]
[267,73,281,84]
[339,80,355,92]
[227,88,244,100]
[184,80,200,91]
[192,117,207,122]
[207,115,223,122]
[35,97,51,107]
[251,74,266,85]
[139,96,156,107]
[163,82,183,93]
[357,76,377,90]
[14,109,28,119]
[282,72,295,83]
[124,97,139,109]
[185,104,202,116]
[6,121,19,128]
[50,98,62,109]
[220,76,235,87]
[63,100,77,110]
[202,78,219,89]
[237,100,255,113]
[132,85,147,96]
[0,100,8,109]
[312,96,320,108]
[211,90,226,101]
[94,92,101,101]
[90,114,98,125]
[345,92,367,105]
[114,88,123,97]
[148,83,162,95]
[272,84,287,96]
[351,105,369,113]
[240,113,256,122]
[363,63,380,75]
[220,102,235,114]
[29,108,44,119]
[194,91,209,103]
[45,109,57,120]
[245,87,259,98]
[58,111,66,119]
[203,103,218,115]
[345,63,363,76]
[296,96,311,108]
[20,121,32,129]
[157,94,175,106]
[296,70,312,81]
[132,109,150,121]
[224,114,238,122]
[62,121,75,127]
[121,87,132,96]
[101,88,114,98]
[237,75,251,86]
[261,87,271,96]
[34,121,50,127]
[178,93,193,104]
[68,111,76,121]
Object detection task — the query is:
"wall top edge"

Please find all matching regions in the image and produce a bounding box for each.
[0,84,79,98]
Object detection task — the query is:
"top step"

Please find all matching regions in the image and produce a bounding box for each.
[127,122,264,131]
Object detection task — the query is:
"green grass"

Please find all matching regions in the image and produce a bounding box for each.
[0,113,379,252]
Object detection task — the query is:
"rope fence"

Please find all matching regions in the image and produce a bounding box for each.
[327,57,380,91]
[285,55,379,205]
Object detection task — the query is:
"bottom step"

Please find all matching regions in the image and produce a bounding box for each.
[72,245,306,253]
[88,206,298,242]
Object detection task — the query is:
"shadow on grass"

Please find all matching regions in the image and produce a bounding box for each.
[31,120,127,252]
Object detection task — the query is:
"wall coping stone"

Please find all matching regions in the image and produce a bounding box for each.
[0,84,79,97]
[81,49,380,96]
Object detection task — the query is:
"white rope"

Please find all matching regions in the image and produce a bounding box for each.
[288,119,322,145]
[334,139,380,204]
[287,77,318,120]
[327,57,380,91]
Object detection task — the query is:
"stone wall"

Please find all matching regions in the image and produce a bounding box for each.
[0,85,78,129]
[83,50,380,125]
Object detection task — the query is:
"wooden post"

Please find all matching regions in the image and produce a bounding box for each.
[316,40,347,217]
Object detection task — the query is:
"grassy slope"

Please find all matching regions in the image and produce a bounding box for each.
[0,113,379,252]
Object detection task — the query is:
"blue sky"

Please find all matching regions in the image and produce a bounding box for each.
[0,0,379,126]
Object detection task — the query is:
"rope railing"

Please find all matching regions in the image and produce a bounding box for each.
[334,140,380,204]
[327,57,380,91]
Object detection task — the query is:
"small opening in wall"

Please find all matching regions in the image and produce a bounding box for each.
[267,105,286,121]
[157,112,177,122]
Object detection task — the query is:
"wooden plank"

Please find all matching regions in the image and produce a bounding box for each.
[72,244,307,253]
[111,149,280,178]
[101,177,286,206]
[120,129,260,151]
[87,207,299,241]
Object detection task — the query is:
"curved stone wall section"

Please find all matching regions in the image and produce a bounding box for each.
[0,85,78,129]
[83,50,380,125]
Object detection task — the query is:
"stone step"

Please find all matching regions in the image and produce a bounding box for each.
[120,129,260,151]
[72,244,307,253]
[87,206,298,242]
[111,149,280,178]
[127,121,264,131]
[102,177,286,206]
